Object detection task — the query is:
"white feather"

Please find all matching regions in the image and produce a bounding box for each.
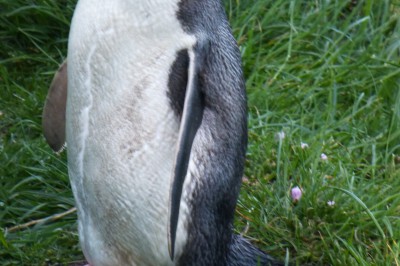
[67,0,196,265]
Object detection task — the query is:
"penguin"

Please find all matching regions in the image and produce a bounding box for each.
[42,0,283,265]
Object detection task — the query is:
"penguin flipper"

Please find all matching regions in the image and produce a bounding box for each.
[42,60,68,153]
[168,48,204,260]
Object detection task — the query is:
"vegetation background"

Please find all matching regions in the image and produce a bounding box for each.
[1,0,399,265]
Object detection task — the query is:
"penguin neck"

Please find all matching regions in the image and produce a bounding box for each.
[81,0,182,19]
[74,0,195,43]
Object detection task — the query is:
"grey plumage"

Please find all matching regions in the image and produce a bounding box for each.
[169,0,282,265]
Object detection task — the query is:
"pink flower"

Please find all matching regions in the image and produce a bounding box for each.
[291,186,302,202]
[301,142,309,149]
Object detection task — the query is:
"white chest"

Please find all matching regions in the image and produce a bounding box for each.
[67,0,196,265]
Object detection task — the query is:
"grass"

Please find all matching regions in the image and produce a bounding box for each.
[1,0,400,265]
